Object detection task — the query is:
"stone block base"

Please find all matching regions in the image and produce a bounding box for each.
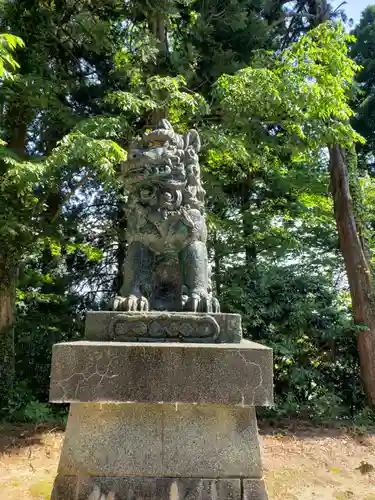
[51,475,268,500]
[57,403,262,477]
[49,340,273,406]
[49,334,272,500]
[51,403,268,499]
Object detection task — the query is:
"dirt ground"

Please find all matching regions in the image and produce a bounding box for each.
[0,423,374,500]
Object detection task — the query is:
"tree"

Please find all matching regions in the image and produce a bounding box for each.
[328,145,375,405]
[0,0,130,406]
[0,0,215,410]
[2,1,371,421]
[212,21,375,404]
[68,6,371,415]
[258,2,375,405]
[0,31,26,407]
[306,2,375,406]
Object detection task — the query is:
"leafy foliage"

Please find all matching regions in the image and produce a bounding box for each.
[215,23,362,159]
[0,33,23,78]
[222,263,363,420]
[0,2,374,425]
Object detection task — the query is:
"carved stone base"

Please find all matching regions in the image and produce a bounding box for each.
[51,475,268,500]
[84,311,243,343]
[49,315,273,500]
[51,403,268,500]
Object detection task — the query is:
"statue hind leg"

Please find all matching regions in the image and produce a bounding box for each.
[179,240,211,312]
[112,242,154,311]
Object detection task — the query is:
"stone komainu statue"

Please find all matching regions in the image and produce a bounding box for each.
[112,119,220,313]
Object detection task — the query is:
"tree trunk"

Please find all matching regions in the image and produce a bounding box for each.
[0,99,28,407]
[5,99,29,158]
[114,196,127,295]
[329,144,375,405]
[148,14,166,48]
[147,12,168,126]
[242,178,257,267]
[0,258,17,407]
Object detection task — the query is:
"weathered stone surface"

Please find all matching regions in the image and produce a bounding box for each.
[57,403,262,478]
[112,120,220,314]
[52,475,243,500]
[51,475,77,500]
[85,311,242,343]
[49,118,273,500]
[243,479,269,500]
[162,404,262,478]
[49,340,273,406]
[58,403,163,476]
[51,476,270,499]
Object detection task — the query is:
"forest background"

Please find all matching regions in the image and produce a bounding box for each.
[1,0,375,424]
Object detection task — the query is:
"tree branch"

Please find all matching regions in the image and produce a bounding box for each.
[52,172,91,223]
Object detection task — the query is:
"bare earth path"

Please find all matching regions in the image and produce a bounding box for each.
[0,423,374,500]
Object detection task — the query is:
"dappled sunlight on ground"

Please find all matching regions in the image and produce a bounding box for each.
[0,423,374,499]
[260,424,375,500]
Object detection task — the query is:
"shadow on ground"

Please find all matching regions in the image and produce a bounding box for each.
[0,423,65,455]
[0,421,374,500]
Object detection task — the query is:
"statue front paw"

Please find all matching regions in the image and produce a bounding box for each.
[182,292,220,313]
[212,296,220,313]
[112,294,149,312]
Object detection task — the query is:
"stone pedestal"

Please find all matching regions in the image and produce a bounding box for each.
[49,312,273,500]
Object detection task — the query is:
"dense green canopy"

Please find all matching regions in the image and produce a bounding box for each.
[1,0,375,423]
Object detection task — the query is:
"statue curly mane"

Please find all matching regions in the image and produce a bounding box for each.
[122,119,205,214]
[113,119,219,313]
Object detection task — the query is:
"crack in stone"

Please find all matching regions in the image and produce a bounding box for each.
[236,351,263,406]
[52,344,271,406]
[54,349,120,401]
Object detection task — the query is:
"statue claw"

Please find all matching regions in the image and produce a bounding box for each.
[212,297,220,313]
[182,292,218,313]
[139,296,149,311]
[111,295,149,312]
[205,297,213,313]
[126,295,138,311]
[111,296,123,311]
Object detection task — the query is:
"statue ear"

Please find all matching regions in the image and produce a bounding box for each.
[157,119,172,130]
[185,129,201,153]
